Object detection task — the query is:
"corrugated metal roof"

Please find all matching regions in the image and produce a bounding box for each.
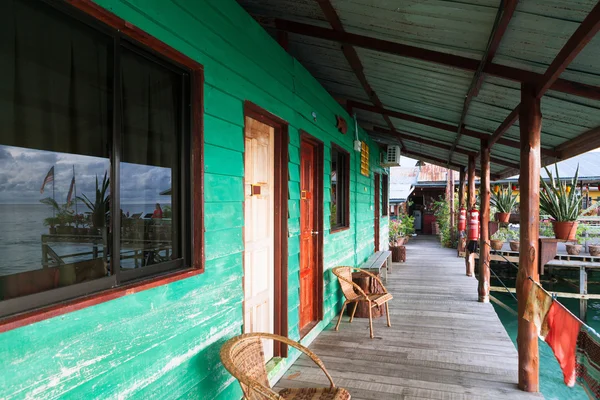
[236,0,600,176]
[499,151,600,181]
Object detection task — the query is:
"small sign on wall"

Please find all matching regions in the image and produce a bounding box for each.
[360,141,369,176]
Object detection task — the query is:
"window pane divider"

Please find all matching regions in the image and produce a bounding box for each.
[112,36,122,285]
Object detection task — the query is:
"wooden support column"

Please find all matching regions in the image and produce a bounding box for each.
[465,156,476,276]
[516,82,541,392]
[459,167,466,209]
[448,170,455,243]
[478,140,491,303]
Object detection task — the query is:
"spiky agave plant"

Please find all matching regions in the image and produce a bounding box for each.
[77,171,110,228]
[539,163,581,221]
[491,185,518,213]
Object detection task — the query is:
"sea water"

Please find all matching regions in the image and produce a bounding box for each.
[0,203,165,276]
[492,288,594,399]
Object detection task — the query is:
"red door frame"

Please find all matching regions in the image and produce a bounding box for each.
[243,101,289,357]
[299,131,324,337]
[374,173,381,252]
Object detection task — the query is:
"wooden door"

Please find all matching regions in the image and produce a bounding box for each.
[243,116,275,360]
[374,173,380,251]
[299,139,319,332]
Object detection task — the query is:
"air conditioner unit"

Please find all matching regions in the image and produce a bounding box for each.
[381,145,401,167]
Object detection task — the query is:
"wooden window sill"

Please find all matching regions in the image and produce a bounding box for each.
[330,226,350,234]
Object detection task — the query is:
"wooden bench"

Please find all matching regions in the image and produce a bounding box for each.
[361,250,392,282]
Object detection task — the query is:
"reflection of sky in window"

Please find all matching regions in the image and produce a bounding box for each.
[0,145,171,205]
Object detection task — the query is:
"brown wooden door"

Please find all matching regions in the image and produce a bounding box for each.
[374,173,380,251]
[299,139,318,332]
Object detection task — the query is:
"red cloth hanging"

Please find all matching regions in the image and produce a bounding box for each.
[544,301,582,387]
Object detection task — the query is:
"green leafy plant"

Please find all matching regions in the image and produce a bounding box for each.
[77,171,110,228]
[389,219,403,246]
[540,220,554,237]
[575,224,588,245]
[432,196,455,248]
[399,214,415,237]
[40,197,74,227]
[491,185,518,213]
[539,164,581,221]
[492,228,511,242]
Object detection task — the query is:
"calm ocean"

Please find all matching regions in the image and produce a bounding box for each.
[0,203,162,276]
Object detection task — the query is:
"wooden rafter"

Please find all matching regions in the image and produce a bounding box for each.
[348,100,559,157]
[314,0,406,149]
[448,0,519,164]
[274,18,600,101]
[488,2,600,149]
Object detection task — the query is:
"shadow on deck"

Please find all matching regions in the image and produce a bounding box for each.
[276,235,543,399]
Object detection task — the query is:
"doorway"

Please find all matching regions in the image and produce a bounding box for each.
[374,173,381,251]
[299,132,323,337]
[243,102,289,359]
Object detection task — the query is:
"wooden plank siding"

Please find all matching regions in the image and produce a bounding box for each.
[276,236,543,400]
[0,0,388,399]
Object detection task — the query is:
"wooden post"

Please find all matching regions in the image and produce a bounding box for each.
[448,170,455,243]
[478,139,491,303]
[516,82,541,392]
[459,167,466,209]
[465,156,476,276]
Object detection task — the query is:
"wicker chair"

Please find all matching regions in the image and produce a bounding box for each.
[332,267,393,339]
[220,332,351,400]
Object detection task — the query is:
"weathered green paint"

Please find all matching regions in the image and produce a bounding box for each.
[0,0,390,398]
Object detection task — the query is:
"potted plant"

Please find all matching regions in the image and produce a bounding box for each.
[491,185,517,223]
[540,164,581,241]
[389,219,404,262]
[589,242,600,257]
[508,229,520,252]
[566,225,587,255]
[77,172,110,233]
[43,216,59,235]
[490,228,509,251]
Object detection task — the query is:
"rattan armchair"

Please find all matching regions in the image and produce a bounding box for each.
[220,332,351,400]
[332,266,393,339]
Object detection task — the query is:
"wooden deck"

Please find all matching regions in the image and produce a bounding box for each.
[276,235,543,399]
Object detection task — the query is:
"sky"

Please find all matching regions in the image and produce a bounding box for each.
[0,145,172,205]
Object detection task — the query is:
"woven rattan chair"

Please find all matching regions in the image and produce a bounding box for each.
[220,332,351,400]
[332,266,392,339]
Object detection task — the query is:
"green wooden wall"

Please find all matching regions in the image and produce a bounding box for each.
[0,0,389,398]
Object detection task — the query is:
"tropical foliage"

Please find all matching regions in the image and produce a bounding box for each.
[491,185,518,213]
[77,171,110,228]
[491,228,511,242]
[539,164,581,222]
[389,219,403,245]
[40,197,74,227]
[433,196,454,248]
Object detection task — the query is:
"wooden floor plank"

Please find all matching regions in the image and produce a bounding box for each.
[276,235,542,399]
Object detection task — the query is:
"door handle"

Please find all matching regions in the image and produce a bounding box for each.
[311,231,319,235]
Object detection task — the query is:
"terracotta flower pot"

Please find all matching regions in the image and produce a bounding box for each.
[509,240,520,252]
[566,244,582,255]
[589,245,600,257]
[495,212,510,223]
[552,221,578,241]
[490,239,504,251]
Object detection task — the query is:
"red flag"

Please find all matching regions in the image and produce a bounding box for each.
[66,176,75,204]
[544,301,582,386]
[40,166,54,194]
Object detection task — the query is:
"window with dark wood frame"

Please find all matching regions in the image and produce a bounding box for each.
[330,144,350,231]
[0,0,204,322]
[382,174,389,216]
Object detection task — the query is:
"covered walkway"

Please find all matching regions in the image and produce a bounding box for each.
[276,236,542,399]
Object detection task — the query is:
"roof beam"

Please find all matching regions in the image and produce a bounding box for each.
[372,127,520,169]
[348,100,560,157]
[555,125,600,160]
[274,19,600,101]
[315,0,406,149]
[448,0,519,164]
[488,2,600,149]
